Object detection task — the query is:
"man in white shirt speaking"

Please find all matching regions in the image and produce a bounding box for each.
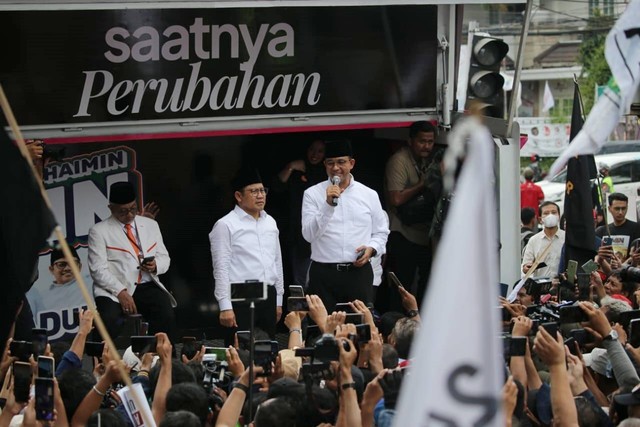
[210,168,284,345]
[302,139,389,312]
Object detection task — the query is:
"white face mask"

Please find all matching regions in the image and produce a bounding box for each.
[542,214,559,229]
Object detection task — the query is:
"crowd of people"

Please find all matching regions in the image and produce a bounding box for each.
[6,120,640,426]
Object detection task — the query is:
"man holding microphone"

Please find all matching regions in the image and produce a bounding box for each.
[301,139,389,311]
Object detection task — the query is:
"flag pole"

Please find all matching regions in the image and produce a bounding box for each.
[0,84,156,427]
[574,73,611,237]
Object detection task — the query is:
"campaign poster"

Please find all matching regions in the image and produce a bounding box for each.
[26,146,142,342]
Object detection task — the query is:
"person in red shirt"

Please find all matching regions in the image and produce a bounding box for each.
[520,167,545,212]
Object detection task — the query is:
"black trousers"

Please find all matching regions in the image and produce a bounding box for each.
[222,285,277,347]
[385,231,432,310]
[307,261,373,313]
[95,282,176,341]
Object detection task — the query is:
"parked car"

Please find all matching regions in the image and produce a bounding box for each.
[536,152,640,222]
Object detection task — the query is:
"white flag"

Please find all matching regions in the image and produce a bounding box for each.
[542,81,555,113]
[393,117,503,427]
[549,0,640,177]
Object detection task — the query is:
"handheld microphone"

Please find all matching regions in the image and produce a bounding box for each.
[331,176,340,206]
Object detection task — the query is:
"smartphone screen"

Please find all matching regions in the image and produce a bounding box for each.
[131,336,157,354]
[204,347,227,362]
[253,341,276,375]
[12,361,32,403]
[10,340,32,361]
[387,272,404,289]
[630,319,640,347]
[37,356,55,379]
[231,281,266,302]
[344,313,364,325]
[356,324,371,344]
[236,331,251,350]
[566,260,578,284]
[564,337,579,356]
[35,378,54,421]
[289,285,304,298]
[541,322,558,338]
[84,342,105,358]
[334,303,355,313]
[619,310,640,329]
[582,259,599,274]
[32,329,48,357]
[287,297,309,312]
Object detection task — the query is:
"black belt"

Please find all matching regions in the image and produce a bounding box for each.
[135,281,154,286]
[314,261,355,272]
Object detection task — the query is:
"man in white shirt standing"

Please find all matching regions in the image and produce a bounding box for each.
[210,169,284,345]
[302,139,389,311]
[522,201,565,278]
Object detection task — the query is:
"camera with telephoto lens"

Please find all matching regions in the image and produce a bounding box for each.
[525,303,560,324]
[41,143,66,162]
[621,265,640,282]
[313,333,351,362]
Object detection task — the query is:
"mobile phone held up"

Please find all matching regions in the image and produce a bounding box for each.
[289,285,304,298]
[32,328,48,357]
[287,297,309,312]
[38,356,55,379]
[131,336,157,354]
[35,378,55,421]
[387,272,404,289]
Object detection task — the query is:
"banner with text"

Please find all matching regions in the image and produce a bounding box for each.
[26,147,142,342]
[0,6,437,129]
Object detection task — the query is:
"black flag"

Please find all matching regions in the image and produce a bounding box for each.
[0,126,56,348]
[563,81,597,270]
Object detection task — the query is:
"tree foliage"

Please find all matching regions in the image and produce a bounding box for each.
[578,9,615,113]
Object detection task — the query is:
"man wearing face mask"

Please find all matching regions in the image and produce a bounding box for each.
[521,201,565,278]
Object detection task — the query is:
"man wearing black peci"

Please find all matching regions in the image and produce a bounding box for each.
[209,168,284,345]
[88,181,176,340]
[302,139,389,311]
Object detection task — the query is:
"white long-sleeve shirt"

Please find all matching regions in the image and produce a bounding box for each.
[209,205,284,312]
[302,175,389,263]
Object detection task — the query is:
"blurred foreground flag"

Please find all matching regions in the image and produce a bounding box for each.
[550,0,640,176]
[0,124,56,348]
[393,117,503,427]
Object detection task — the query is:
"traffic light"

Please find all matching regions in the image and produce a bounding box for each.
[466,35,509,119]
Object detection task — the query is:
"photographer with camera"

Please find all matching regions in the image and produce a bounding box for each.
[384,121,439,311]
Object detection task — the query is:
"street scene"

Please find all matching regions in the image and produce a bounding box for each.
[1,1,640,426]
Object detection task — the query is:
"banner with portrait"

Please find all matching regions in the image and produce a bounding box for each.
[27,146,142,342]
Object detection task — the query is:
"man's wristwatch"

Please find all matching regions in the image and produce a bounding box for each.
[603,329,619,342]
[406,309,419,318]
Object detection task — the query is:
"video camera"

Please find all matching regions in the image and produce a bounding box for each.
[295,333,353,385]
[201,347,232,391]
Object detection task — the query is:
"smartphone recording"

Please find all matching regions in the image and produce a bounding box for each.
[35,378,54,421]
[287,297,309,312]
[131,336,157,354]
[37,356,55,379]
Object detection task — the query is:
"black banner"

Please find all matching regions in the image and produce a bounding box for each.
[1,6,438,127]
